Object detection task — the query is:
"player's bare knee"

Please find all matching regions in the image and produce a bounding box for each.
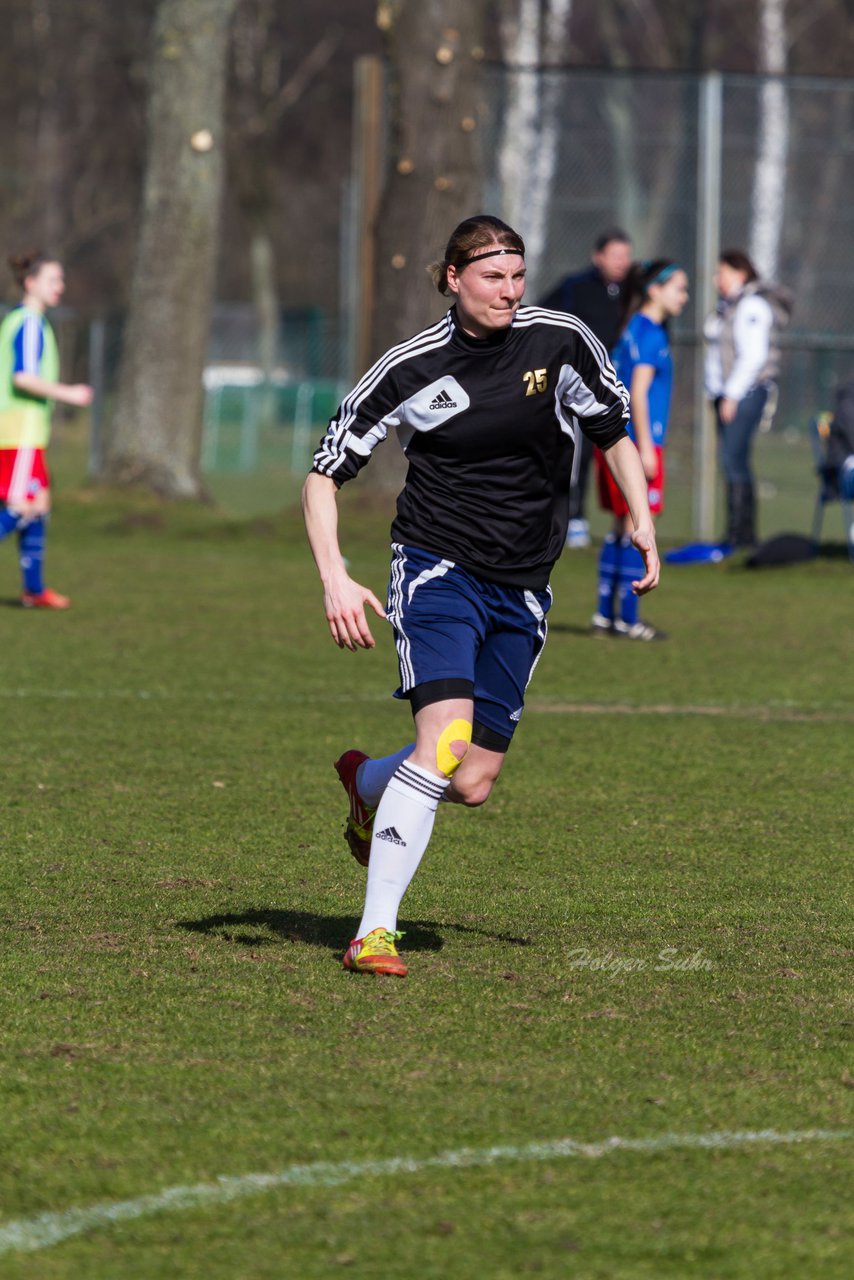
[452,773,494,808]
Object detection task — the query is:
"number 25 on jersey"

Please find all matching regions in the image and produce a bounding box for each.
[523,368,548,396]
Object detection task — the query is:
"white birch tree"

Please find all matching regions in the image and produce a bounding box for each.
[749,0,789,280]
[498,0,573,295]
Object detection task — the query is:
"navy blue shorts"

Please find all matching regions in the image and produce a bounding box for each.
[386,543,552,750]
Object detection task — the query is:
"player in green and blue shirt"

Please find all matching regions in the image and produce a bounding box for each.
[0,252,93,608]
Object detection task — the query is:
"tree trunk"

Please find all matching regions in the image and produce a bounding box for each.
[362,0,489,494]
[104,0,237,497]
[31,0,65,251]
[249,224,279,428]
[371,0,489,359]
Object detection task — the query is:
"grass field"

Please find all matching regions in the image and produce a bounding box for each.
[0,452,852,1277]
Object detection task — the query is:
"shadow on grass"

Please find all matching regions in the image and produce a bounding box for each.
[177,909,531,956]
[548,622,598,638]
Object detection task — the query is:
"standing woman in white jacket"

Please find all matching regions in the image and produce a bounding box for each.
[704,249,792,548]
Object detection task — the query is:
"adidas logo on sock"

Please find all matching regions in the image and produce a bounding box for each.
[429,389,457,410]
[375,826,407,846]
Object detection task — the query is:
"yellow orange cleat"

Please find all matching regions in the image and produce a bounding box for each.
[343,928,408,977]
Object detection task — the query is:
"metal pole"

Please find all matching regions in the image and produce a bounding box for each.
[340,177,358,387]
[694,71,723,540]
[350,55,384,381]
[202,384,222,473]
[238,383,259,473]
[87,317,106,478]
[292,381,315,473]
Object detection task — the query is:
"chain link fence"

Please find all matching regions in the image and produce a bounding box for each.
[35,68,854,534]
[78,306,348,512]
[483,67,854,542]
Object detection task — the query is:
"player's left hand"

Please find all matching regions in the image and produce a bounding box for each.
[631,527,660,595]
[719,396,738,424]
[640,444,659,482]
[323,570,386,651]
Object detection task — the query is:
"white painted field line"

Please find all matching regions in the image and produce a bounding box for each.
[0,687,851,723]
[527,700,854,724]
[1,1128,849,1256]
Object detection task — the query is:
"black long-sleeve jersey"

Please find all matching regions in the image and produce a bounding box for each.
[312,305,629,590]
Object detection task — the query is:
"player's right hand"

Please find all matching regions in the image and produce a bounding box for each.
[323,573,386,650]
[630,527,660,595]
[66,384,94,407]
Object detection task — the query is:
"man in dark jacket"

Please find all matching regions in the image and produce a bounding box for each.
[827,380,854,478]
[539,227,633,547]
[826,382,854,551]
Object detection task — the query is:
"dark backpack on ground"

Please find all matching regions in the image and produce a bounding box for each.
[744,533,815,567]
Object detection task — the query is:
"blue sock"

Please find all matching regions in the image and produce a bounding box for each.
[596,533,620,620]
[0,507,21,539]
[618,537,646,626]
[19,518,45,595]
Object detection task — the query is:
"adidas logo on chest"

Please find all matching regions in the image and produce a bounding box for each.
[429,388,457,410]
[404,376,470,432]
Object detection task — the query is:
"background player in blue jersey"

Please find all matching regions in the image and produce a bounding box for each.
[592,260,688,641]
[303,215,660,978]
[539,227,633,548]
[0,251,93,608]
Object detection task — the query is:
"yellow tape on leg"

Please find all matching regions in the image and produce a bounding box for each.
[436,718,472,777]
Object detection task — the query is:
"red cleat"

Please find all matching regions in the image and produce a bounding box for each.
[334,749,375,866]
[22,588,71,610]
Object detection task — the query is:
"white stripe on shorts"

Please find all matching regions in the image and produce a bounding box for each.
[388,545,457,693]
[406,557,454,604]
[522,587,551,691]
[388,544,414,690]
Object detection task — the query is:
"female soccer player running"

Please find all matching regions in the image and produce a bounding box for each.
[302,215,659,977]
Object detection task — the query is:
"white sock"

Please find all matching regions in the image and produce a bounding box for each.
[356,760,448,937]
[356,744,415,807]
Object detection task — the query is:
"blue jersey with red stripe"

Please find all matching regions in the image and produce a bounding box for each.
[612,313,673,446]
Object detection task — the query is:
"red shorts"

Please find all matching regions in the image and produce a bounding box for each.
[0,448,49,505]
[595,444,664,517]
